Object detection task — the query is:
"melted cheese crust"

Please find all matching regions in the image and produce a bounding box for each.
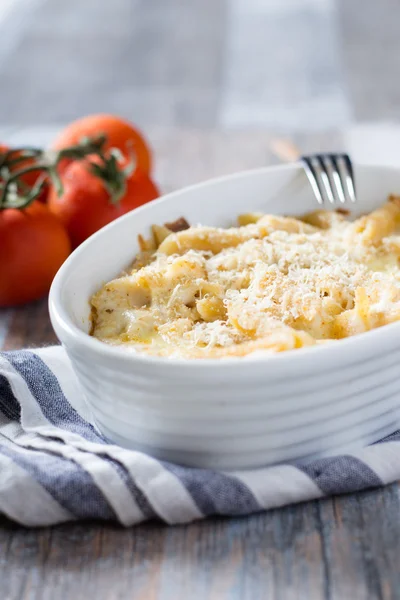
[91,197,400,358]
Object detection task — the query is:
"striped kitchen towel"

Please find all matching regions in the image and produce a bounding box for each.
[0,346,399,527]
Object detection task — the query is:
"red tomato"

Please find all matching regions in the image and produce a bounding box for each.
[47,158,159,248]
[51,114,152,176]
[0,202,71,307]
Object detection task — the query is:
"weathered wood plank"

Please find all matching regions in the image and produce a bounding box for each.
[1,485,400,600]
[322,485,400,600]
[2,299,57,351]
[0,308,12,349]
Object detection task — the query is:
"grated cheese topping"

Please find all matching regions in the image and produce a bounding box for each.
[90,198,400,358]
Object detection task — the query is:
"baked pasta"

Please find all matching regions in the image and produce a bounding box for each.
[90,196,400,358]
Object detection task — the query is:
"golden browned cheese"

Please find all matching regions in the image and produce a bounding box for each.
[90,197,400,358]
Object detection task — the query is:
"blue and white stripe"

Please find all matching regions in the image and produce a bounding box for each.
[0,347,397,527]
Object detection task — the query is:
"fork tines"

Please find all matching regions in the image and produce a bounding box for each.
[301,153,356,205]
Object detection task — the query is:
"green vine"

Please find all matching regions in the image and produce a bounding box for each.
[0,134,132,210]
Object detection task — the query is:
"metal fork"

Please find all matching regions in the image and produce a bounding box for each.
[301,153,356,205]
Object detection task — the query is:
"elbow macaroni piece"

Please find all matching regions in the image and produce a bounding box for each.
[91,196,400,358]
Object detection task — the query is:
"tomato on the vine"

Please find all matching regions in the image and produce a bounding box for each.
[0,115,158,306]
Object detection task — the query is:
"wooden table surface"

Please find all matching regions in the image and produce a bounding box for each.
[1,129,400,600]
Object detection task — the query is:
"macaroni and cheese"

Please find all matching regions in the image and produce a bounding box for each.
[90,196,400,358]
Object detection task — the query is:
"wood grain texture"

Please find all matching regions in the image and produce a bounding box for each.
[2,299,57,351]
[1,127,399,599]
[1,486,400,600]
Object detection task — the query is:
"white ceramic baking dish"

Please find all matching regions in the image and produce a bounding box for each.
[49,162,400,469]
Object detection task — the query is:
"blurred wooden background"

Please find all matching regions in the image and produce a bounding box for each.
[0,0,398,131]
